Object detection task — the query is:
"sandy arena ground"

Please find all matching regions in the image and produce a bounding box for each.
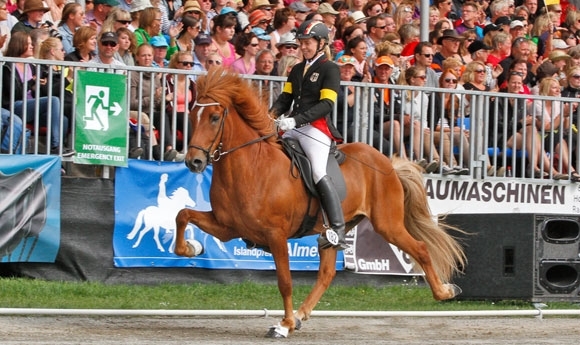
[1,315,579,344]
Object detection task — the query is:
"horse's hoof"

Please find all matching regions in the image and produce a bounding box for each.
[265,323,289,338]
[447,283,462,298]
[294,317,302,331]
[186,239,204,256]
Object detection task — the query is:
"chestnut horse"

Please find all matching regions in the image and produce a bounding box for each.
[174,68,466,338]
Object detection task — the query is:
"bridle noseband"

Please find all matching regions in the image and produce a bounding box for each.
[188,101,275,163]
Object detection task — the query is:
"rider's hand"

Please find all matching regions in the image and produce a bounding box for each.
[278,117,296,131]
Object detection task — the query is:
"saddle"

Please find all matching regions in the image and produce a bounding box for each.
[0,168,47,258]
[279,137,347,200]
[242,138,347,252]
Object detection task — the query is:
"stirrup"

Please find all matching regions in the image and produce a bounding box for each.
[317,229,350,251]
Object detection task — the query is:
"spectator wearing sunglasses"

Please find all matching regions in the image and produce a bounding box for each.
[275,32,299,60]
[412,41,439,89]
[102,7,132,33]
[365,15,388,58]
[89,31,126,72]
[231,32,259,74]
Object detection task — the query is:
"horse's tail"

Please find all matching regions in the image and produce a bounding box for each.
[126,210,145,240]
[391,157,466,283]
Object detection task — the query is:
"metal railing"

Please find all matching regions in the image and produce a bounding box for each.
[2,57,579,181]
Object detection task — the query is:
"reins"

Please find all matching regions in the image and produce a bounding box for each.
[189,101,275,163]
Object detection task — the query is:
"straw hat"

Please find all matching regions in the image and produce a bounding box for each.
[130,0,153,12]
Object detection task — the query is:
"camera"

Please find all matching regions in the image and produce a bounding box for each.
[42,21,62,40]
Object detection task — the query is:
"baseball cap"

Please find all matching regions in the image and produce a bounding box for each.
[494,16,511,26]
[318,2,338,15]
[100,31,118,44]
[289,1,310,12]
[252,27,271,41]
[467,40,492,54]
[510,20,524,29]
[483,23,501,36]
[336,55,356,66]
[94,0,120,6]
[150,35,168,48]
[375,55,394,67]
[194,33,212,45]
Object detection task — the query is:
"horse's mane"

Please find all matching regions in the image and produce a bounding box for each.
[195,68,279,146]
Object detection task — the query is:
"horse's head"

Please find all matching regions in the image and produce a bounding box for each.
[172,187,196,208]
[185,99,228,173]
[185,68,278,173]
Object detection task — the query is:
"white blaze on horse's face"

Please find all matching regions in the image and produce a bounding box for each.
[196,106,204,125]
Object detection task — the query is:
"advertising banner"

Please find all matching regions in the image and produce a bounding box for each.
[73,70,128,167]
[0,155,61,262]
[113,160,343,271]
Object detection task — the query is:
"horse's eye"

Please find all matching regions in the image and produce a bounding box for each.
[210,114,220,124]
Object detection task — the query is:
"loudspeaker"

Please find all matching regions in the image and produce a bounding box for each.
[447,213,580,302]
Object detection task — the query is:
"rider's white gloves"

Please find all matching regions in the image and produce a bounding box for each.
[278,117,296,131]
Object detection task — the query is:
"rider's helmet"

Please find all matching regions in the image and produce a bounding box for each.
[296,20,329,42]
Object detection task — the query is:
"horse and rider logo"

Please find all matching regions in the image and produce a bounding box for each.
[126,173,225,255]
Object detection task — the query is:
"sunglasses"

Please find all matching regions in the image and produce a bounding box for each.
[101,41,117,47]
[414,75,426,79]
[375,25,387,29]
[180,61,194,66]
[475,69,486,73]
[444,78,458,83]
[421,53,433,57]
[510,71,524,77]
[283,45,298,49]
[466,38,475,42]
[258,20,269,25]
[250,43,259,47]
[571,74,580,79]
[390,53,401,57]
[208,59,222,65]
[116,20,131,25]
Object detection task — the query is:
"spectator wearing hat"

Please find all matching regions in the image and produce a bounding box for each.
[509,19,527,40]
[275,31,299,60]
[270,7,296,56]
[318,3,338,43]
[249,9,270,32]
[181,1,208,34]
[231,32,259,74]
[89,31,126,70]
[468,39,502,88]
[251,0,273,21]
[11,0,50,34]
[86,0,120,34]
[289,1,310,28]
[549,50,571,86]
[364,14,387,58]
[455,1,483,39]
[494,16,511,33]
[252,26,271,50]
[192,32,211,75]
[433,29,462,71]
[349,11,368,31]
[129,0,153,32]
[57,2,84,54]
[497,37,532,87]
[150,35,169,66]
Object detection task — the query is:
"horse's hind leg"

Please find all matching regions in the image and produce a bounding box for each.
[374,219,454,300]
[295,247,338,323]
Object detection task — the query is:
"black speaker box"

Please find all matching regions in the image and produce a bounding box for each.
[446,213,580,302]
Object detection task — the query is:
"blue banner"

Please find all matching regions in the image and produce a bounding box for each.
[0,155,61,262]
[113,160,343,270]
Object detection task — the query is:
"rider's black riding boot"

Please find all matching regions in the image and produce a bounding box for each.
[316,175,349,250]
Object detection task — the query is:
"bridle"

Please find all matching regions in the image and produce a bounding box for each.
[188,101,275,163]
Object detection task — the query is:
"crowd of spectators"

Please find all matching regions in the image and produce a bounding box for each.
[2,0,580,179]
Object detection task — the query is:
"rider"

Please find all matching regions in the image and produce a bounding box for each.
[270,20,348,250]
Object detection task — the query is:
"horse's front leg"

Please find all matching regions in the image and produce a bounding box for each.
[174,208,235,257]
[265,236,295,338]
[295,246,338,322]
